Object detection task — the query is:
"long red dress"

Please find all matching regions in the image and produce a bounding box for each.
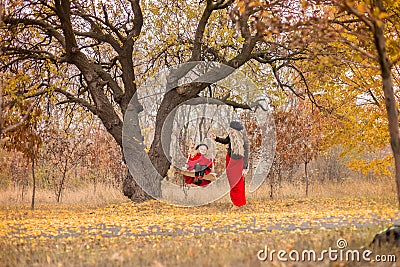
[183,153,212,187]
[226,153,246,206]
[215,135,248,207]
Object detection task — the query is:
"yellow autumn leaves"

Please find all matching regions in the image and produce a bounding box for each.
[0,195,398,266]
[1,197,398,241]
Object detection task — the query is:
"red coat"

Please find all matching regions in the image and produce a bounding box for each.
[186,153,213,173]
[183,153,212,187]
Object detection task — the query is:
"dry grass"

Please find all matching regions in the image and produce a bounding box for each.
[0,199,398,267]
[0,178,398,267]
[0,177,396,209]
[248,177,397,202]
[0,183,128,209]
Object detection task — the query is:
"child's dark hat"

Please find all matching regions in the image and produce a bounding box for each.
[229,121,244,131]
[195,143,208,150]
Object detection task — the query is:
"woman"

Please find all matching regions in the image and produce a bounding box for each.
[210,121,249,207]
[182,143,212,187]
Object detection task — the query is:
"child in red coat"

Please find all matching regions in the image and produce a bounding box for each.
[183,144,212,187]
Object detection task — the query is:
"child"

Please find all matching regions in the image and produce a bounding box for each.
[182,143,212,186]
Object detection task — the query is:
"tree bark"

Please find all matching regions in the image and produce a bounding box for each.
[52,0,151,202]
[57,156,68,203]
[305,157,309,197]
[122,171,153,202]
[372,2,400,207]
[31,151,36,210]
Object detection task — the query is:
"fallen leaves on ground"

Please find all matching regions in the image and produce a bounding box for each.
[0,196,398,266]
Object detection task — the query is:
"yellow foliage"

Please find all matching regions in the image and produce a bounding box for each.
[346,155,393,178]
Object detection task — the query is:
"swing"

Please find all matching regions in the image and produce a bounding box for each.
[180,169,217,181]
[175,97,220,189]
[180,138,218,186]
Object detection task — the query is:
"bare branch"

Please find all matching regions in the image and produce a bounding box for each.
[338,35,378,62]
[2,100,38,134]
[2,47,58,63]
[343,2,374,29]
[71,0,123,51]
[127,0,143,40]
[54,87,97,114]
[190,2,213,61]
[181,96,251,110]
[3,17,65,46]
[252,48,308,64]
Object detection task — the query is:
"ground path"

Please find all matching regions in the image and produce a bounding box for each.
[1,197,399,240]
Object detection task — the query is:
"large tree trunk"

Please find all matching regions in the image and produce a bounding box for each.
[148,93,181,178]
[373,4,400,207]
[122,97,163,202]
[122,172,154,202]
[52,0,152,202]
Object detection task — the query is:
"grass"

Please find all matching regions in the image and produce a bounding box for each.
[0,178,399,267]
[1,176,396,207]
[254,176,397,199]
[0,183,127,209]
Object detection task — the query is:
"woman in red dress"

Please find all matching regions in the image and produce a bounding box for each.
[210,121,249,207]
[182,144,212,187]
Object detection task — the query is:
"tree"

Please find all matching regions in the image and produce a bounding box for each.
[0,73,41,141]
[0,70,44,208]
[1,0,326,201]
[2,99,42,209]
[268,96,324,197]
[244,0,400,205]
[41,111,91,203]
[324,0,400,206]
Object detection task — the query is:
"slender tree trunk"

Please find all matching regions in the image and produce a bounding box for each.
[269,171,274,199]
[21,182,25,202]
[199,116,205,142]
[93,175,97,195]
[21,160,28,202]
[57,157,68,203]
[372,5,400,207]
[0,86,3,138]
[305,160,309,197]
[31,153,36,210]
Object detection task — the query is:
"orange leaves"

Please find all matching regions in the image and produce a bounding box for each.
[236,1,246,15]
[344,0,392,31]
[347,156,394,178]
[272,98,325,169]
[356,2,369,14]
[235,0,262,15]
